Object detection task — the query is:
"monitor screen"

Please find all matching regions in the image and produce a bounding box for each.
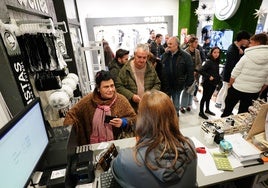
[0,98,49,187]
[210,30,233,51]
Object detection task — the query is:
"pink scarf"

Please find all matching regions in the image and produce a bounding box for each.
[90,95,117,144]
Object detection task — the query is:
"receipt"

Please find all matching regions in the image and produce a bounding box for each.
[50,168,66,179]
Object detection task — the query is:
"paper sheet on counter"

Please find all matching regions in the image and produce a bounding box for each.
[191,137,242,176]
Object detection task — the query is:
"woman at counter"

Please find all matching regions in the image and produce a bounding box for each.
[63,70,136,145]
[111,90,197,188]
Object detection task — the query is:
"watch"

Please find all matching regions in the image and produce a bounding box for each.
[215,0,241,21]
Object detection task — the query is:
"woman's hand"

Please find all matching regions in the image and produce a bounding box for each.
[109,118,123,128]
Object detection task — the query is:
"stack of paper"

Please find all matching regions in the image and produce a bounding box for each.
[225,133,261,162]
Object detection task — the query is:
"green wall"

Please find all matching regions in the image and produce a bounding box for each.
[178,0,263,38]
[213,0,263,37]
[178,0,198,36]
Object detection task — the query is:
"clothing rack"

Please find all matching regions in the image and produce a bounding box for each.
[5,18,68,36]
[54,21,68,33]
[11,18,55,36]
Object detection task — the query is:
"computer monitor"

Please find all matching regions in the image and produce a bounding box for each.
[0,98,49,187]
[210,30,234,51]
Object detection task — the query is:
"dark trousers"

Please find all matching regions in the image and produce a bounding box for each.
[221,86,259,117]
[200,82,216,113]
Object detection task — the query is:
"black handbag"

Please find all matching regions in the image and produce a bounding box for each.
[51,67,69,77]
[35,70,62,91]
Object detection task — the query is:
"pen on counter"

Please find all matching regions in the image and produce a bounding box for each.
[243,158,264,168]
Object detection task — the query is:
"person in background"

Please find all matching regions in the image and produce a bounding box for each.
[161,36,194,116]
[202,36,211,60]
[147,29,156,44]
[199,47,221,119]
[182,34,205,63]
[181,34,191,49]
[111,90,197,188]
[115,43,161,112]
[63,70,136,145]
[148,52,162,83]
[197,43,206,64]
[163,34,170,49]
[149,33,165,81]
[150,33,165,60]
[108,48,129,80]
[103,40,115,68]
[180,36,202,113]
[221,33,268,117]
[215,31,251,110]
[147,52,158,68]
[259,32,268,102]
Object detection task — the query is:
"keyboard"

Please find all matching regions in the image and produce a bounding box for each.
[76,144,92,153]
[99,170,122,188]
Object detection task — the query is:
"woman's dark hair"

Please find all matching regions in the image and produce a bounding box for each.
[208,46,221,63]
[95,70,113,88]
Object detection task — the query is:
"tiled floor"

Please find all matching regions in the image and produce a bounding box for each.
[179,89,238,130]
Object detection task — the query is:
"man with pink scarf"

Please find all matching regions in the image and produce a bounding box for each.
[64,70,136,145]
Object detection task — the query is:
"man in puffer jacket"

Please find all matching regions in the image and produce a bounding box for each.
[221,33,268,117]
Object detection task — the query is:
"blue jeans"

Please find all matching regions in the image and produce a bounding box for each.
[181,89,193,108]
[170,89,182,113]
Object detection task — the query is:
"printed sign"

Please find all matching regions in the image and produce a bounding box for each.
[0,29,35,105]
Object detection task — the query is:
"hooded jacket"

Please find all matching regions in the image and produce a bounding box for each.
[111,138,197,188]
[231,45,268,93]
